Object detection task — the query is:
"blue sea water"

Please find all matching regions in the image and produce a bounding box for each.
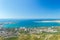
[0,19,60,28]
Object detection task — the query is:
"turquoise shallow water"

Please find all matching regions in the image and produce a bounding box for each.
[1,19,60,28]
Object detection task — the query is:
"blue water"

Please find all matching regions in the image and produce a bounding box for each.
[0,19,60,28]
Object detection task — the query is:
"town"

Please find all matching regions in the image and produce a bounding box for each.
[0,26,60,40]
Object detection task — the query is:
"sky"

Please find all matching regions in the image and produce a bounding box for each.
[0,0,60,19]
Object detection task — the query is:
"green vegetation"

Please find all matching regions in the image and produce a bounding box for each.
[4,37,18,40]
[0,36,4,40]
[1,27,60,40]
[1,32,60,40]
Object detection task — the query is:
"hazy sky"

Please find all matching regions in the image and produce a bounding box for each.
[0,0,60,19]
